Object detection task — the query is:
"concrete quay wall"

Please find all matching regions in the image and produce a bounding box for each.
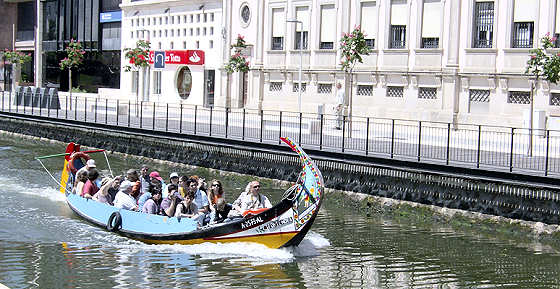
[1,115,559,224]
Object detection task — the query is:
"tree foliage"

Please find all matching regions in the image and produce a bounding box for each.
[3,49,32,66]
[225,35,250,74]
[59,39,85,70]
[124,40,151,72]
[339,25,372,73]
[526,33,560,84]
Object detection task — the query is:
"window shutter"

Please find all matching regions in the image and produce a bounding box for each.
[296,6,309,31]
[514,0,537,22]
[320,5,336,42]
[422,0,441,37]
[361,1,377,39]
[272,8,285,37]
[391,0,407,26]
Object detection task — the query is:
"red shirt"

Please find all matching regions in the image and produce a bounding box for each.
[81,180,99,197]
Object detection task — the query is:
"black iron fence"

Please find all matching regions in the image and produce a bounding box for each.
[1,90,560,177]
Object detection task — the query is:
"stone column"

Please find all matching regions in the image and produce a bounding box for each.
[442,0,461,127]
[35,0,43,88]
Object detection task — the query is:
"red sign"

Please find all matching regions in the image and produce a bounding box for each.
[148,50,205,65]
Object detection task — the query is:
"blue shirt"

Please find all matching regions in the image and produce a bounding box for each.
[138,192,151,210]
[193,189,209,210]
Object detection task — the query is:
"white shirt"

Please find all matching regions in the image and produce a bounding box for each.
[336,87,344,105]
[240,193,272,212]
[114,191,138,211]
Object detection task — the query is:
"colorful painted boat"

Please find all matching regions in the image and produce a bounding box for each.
[38,137,324,249]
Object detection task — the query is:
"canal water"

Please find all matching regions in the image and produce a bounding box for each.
[0,135,559,288]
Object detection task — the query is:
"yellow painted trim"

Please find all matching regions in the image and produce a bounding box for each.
[134,232,298,249]
[60,160,69,194]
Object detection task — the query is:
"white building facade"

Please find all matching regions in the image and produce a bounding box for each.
[222,0,560,127]
[120,0,223,106]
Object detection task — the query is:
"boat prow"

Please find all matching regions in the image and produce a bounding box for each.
[40,137,324,249]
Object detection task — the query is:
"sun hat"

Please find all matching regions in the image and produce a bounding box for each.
[119,180,133,192]
[86,159,96,168]
[170,172,179,179]
[149,171,163,181]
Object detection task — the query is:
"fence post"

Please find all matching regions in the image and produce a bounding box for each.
[165,103,169,132]
[342,115,346,152]
[260,110,263,142]
[31,93,34,115]
[242,108,246,140]
[116,99,119,125]
[390,119,395,158]
[476,125,482,168]
[194,105,198,134]
[105,98,108,124]
[152,102,156,131]
[298,112,302,145]
[209,106,213,136]
[9,90,11,112]
[545,130,550,176]
[94,98,98,123]
[74,97,77,120]
[366,117,370,155]
[320,114,324,150]
[509,127,515,172]
[65,94,68,119]
[446,123,451,165]
[128,100,131,128]
[179,103,183,133]
[225,107,229,138]
[417,121,422,162]
[278,111,282,144]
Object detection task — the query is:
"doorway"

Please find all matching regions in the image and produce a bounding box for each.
[204,69,215,107]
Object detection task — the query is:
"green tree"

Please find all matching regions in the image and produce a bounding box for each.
[339,25,372,134]
[123,40,151,115]
[59,39,85,105]
[525,33,560,156]
[225,34,249,74]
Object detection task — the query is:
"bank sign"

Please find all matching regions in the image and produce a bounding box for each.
[99,11,122,23]
[148,50,205,66]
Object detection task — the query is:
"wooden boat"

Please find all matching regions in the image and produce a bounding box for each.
[37,137,324,249]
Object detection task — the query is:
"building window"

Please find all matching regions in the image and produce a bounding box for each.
[318,83,332,94]
[512,22,534,48]
[203,27,207,35]
[390,25,406,48]
[152,31,155,37]
[473,1,494,48]
[294,7,309,50]
[210,27,214,35]
[197,28,200,36]
[293,83,307,93]
[421,0,441,48]
[153,71,162,94]
[165,30,168,37]
[196,41,199,49]
[361,1,377,49]
[183,41,187,49]
[177,16,180,24]
[147,18,150,25]
[271,8,285,50]
[204,13,207,22]
[190,15,193,23]
[197,14,200,22]
[209,40,213,48]
[357,85,374,96]
[386,86,404,97]
[177,66,193,100]
[131,19,134,27]
[390,0,407,48]
[158,42,161,49]
[131,71,139,94]
[184,15,187,23]
[210,13,214,22]
[183,29,186,36]
[159,30,162,37]
[141,18,145,26]
[170,41,174,49]
[551,93,560,105]
[190,28,193,36]
[469,89,490,102]
[171,16,174,24]
[159,17,162,25]
[130,31,134,38]
[241,5,251,25]
[508,91,531,104]
[165,16,168,24]
[269,82,283,92]
[418,87,437,99]
[320,4,335,50]
[171,30,174,37]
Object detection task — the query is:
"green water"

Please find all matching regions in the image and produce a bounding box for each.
[0,135,559,288]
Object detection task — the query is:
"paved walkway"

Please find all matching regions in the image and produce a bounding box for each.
[2,91,559,177]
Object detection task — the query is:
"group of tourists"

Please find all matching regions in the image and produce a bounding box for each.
[71,162,272,226]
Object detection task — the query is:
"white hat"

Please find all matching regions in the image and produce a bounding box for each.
[86,159,96,168]
[119,180,133,192]
[170,172,179,179]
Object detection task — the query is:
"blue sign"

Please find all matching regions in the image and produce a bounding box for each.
[154,51,165,69]
[100,11,122,23]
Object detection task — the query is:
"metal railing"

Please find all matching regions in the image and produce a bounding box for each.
[2,90,560,177]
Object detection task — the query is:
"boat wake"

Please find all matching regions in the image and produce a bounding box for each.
[0,175,65,203]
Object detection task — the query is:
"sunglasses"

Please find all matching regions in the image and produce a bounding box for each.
[211,183,220,187]
[253,185,260,189]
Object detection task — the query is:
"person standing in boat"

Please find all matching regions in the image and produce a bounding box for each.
[240,181,272,212]
[138,171,165,209]
[113,180,139,211]
[139,165,150,194]
[126,169,142,201]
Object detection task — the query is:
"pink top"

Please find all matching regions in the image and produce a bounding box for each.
[81,180,99,197]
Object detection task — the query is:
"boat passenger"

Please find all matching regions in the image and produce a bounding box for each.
[93,177,116,205]
[240,181,272,213]
[178,175,189,198]
[141,183,163,215]
[113,180,138,211]
[81,169,100,199]
[139,165,150,194]
[72,170,88,195]
[207,180,232,223]
[76,159,96,176]
[138,173,164,210]
[190,175,207,193]
[163,172,179,197]
[126,169,142,200]
[227,182,252,218]
[160,184,181,217]
[107,175,122,201]
[174,191,200,223]
[185,177,210,214]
